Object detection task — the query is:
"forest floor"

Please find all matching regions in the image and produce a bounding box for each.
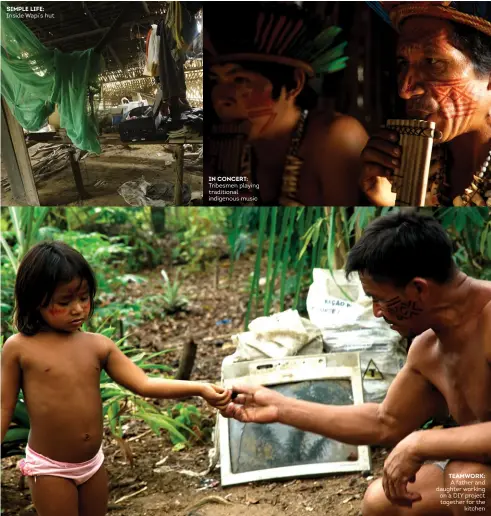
[1,253,385,516]
[1,143,202,206]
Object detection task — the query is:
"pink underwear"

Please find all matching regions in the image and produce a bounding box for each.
[18,444,104,486]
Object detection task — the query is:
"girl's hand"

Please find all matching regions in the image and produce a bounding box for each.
[220,384,283,424]
[201,384,232,410]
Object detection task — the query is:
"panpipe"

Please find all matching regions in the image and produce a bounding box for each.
[386,119,436,206]
[208,122,250,177]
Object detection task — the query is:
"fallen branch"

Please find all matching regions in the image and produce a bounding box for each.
[127,428,153,442]
[113,485,148,504]
[183,495,234,514]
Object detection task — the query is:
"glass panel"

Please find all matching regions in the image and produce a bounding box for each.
[229,380,358,474]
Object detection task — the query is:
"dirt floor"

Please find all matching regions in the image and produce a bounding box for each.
[1,143,203,206]
[1,254,385,516]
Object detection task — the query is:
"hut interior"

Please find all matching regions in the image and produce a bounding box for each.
[1,1,203,206]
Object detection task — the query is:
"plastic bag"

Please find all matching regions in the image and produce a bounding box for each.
[227,309,323,363]
[307,269,407,402]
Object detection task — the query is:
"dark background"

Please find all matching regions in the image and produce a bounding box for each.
[203,1,406,135]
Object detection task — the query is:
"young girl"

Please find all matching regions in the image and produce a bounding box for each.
[1,241,232,516]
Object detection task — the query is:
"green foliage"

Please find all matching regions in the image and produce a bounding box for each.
[0,208,157,338]
[160,270,188,314]
[436,207,491,280]
[165,403,201,448]
[167,207,231,268]
[239,207,491,327]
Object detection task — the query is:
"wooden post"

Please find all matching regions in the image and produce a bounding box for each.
[173,144,184,205]
[68,149,91,200]
[1,98,40,205]
[175,339,197,380]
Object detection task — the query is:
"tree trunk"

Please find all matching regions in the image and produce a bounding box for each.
[176,339,197,380]
[150,208,166,236]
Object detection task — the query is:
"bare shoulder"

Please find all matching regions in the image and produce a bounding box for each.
[80,331,115,357]
[2,333,28,357]
[307,112,368,151]
[406,329,439,371]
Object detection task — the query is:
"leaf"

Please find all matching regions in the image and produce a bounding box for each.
[172,441,187,452]
[3,427,29,443]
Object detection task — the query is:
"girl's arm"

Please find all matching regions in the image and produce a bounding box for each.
[1,336,22,442]
[102,336,231,408]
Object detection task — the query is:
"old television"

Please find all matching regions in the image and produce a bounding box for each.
[219,353,371,486]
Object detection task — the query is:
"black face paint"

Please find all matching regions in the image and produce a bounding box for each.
[385,296,422,321]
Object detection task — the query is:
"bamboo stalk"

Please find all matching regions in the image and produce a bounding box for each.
[279,208,294,312]
[293,208,313,309]
[265,207,289,315]
[263,207,278,316]
[245,209,268,328]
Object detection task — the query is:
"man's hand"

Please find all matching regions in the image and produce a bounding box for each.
[200,384,232,410]
[360,127,444,206]
[383,432,424,507]
[360,128,400,205]
[220,384,285,424]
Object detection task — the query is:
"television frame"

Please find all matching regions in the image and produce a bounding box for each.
[219,352,371,486]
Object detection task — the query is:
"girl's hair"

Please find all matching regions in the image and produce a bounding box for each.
[14,241,97,336]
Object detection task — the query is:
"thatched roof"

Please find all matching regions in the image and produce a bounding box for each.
[101,59,203,106]
[20,2,168,73]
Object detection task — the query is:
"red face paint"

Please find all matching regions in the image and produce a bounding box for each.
[397,19,488,140]
[211,64,279,136]
[426,80,481,120]
[243,88,277,136]
[48,307,67,316]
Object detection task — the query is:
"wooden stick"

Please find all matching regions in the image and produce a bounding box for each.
[176,339,197,380]
[113,486,148,504]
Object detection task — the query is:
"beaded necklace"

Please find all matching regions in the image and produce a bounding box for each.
[427,146,491,207]
[241,109,309,206]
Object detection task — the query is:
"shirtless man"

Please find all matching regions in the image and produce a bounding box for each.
[222,212,491,515]
[204,2,368,206]
[361,3,491,207]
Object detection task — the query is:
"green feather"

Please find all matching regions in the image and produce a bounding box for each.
[297,26,342,61]
[316,56,349,74]
[312,26,343,50]
[312,41,348,69]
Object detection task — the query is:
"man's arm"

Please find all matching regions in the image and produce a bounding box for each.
[278,361,444,446]
[409,423,491,464]
[1,337,22,442]
[227,334,446,446]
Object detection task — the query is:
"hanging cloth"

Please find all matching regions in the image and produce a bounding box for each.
[1,2,102,153]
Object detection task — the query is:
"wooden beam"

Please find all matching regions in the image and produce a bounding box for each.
[43,15,161,46]
[94,6,135,54]
[82,2,123,69]
[141,1,151,15]
[1,98,40,206]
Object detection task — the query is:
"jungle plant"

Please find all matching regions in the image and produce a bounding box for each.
[239,207,491,327]
[160,269,188,313]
